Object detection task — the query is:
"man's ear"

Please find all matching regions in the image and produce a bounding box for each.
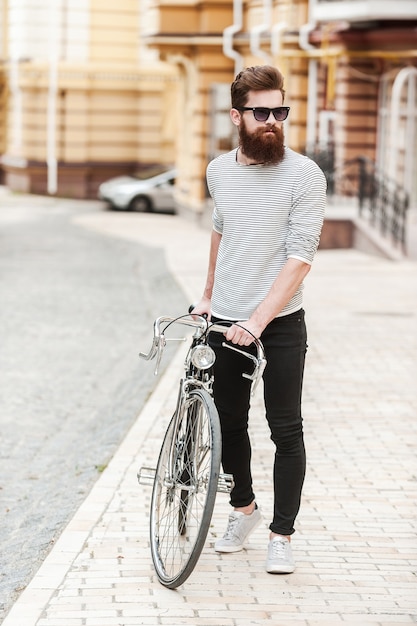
[230,108,241,127]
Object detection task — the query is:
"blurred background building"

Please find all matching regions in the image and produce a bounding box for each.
[0,0,179,197]
[0,0,416,251]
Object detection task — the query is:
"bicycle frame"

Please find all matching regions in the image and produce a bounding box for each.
[138,315,266,491]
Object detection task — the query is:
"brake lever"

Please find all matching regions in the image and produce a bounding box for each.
[152,335,164,375]
[221,342,266,395]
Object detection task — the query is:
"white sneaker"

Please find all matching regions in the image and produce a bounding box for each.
[266,536,295,573]
[215,508,262,553]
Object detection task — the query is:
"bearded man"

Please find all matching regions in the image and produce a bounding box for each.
[192,65,326,574]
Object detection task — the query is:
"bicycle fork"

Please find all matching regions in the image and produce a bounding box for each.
[137,379,234,494]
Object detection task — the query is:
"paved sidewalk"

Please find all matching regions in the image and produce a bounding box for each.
[3,209,417,626]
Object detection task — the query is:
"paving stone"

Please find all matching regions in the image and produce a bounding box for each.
[2,204,417,626]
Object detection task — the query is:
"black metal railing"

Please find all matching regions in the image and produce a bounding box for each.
[306,148,409,253]
[305,144,336,196]
[357,156,409,252]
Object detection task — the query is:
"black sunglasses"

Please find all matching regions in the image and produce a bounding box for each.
[238,106,290,122]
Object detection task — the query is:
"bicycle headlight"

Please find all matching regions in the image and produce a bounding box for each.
[190,344,216,370]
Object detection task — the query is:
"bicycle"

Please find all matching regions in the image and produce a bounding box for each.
[137,313,266,588]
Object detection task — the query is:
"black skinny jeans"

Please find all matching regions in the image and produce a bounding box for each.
[210,309,307,536]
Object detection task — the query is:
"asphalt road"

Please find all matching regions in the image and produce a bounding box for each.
[0,193,187,619]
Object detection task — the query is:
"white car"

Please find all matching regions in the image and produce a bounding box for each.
[98,167,177,212]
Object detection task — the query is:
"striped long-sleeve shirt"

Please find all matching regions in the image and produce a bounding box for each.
[206,147,327,320]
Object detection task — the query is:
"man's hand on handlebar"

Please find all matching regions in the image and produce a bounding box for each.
[190,301,266,348]
[189,297,212,321]
[190,301,265,347]
[224,319,262,347]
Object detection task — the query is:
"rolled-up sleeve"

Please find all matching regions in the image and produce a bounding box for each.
[286,159,327,264]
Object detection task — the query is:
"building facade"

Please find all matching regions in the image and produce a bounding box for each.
[144,0,417,217]
[0,0,416,214]
[0,0,179,197]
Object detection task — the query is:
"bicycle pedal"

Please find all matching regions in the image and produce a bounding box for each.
[217,472,234,493]
[137,466,156,486]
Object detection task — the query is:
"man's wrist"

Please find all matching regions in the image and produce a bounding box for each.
[250,310,268,332]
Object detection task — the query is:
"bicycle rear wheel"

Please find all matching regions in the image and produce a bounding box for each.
[150,387,221,588]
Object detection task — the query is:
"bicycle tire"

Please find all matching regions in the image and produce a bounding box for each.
[149,387,221,588]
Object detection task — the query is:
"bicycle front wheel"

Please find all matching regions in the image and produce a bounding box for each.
[150,387,221,588]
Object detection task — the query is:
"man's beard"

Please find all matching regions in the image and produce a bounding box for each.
[239,119,285,165]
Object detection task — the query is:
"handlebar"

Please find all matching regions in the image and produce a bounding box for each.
[139,315,267,394]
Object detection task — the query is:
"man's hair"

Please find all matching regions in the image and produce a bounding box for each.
[231,65,285,109]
